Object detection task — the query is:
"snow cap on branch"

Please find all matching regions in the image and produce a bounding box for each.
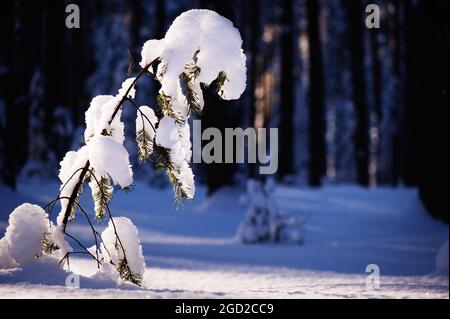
[117,77,137,100]
[155,116,179,149]
[140,39,165,69]
[140,9,247,101]
[101,217,145,285]
[57,146,89,225]
[85,95,124,144]
[87,135,133,188]
[136,105,158,135]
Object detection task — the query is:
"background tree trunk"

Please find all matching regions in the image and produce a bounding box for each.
[307,0,326,187]
[347,0,369,186]
[278,0,295,180]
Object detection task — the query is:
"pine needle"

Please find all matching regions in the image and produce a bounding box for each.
[156,93,184,125]
[180,64,202,115]
[117,259,142,286]
[136,129,153,163]
[152,144,188,203]
[91,175,113,221]
[68,182,84,221]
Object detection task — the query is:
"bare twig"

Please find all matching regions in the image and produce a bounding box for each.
[126,97,157,133]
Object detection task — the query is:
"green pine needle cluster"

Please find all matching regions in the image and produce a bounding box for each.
[117,259,142,286]
[156,93,184,125]
[136,128,153,163]
[180,63,202,115]
[68,182,84,221]
[91,175,113,221]
[152,144,189,203]
[40,232,58,256]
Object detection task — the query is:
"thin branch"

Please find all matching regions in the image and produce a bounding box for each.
[87,170,127,263]
[126,97,157,133]
[64,231,102,265]
[44,167,86,218]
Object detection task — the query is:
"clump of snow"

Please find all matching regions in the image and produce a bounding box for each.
[155,116,179,149]
[101,217,145,281]
[140,39,165,69]
[141,9,246,100]
[85,95,124,145]
[136,105,158,138]
[87,135,133,188]
[180,123,192,162]
[175,161,195,199]
[117,77,136,100]
[0,203,50,267]
[84,76,138,146]
[435,240,449,275]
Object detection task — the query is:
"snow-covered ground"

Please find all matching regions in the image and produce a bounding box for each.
[0,181,448,298]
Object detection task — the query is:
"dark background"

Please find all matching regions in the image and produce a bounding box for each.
[0,0,448,221]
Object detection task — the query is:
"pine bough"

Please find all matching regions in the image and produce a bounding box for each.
[0,10,246,286]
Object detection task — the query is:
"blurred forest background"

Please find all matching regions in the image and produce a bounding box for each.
[0,0,448,221]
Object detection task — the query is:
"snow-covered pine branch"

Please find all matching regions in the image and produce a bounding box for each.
[0,9,247,286]
[141,9,246,202]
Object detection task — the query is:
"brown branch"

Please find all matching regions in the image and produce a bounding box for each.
[61,161,90,232]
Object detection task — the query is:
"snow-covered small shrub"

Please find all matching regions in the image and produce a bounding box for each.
[238,179,303,244]
[0,203,50,266]
[101,217,145,285]
[0,9,247,286]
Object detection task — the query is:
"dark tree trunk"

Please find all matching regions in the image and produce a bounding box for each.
[278,0,295,179]
[0,0,38,189]
[155,0,166,39]
[369,16,381,186]
[387,0,403,186]
[404,0,449,222]
[307,0,326,187]
[246,0,259,179]
[347,0,369,186]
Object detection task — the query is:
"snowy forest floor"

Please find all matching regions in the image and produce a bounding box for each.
[0,181,448,298]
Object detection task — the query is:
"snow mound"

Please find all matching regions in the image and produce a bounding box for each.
[0,203,49,267]
[101,217,145,282]
[87,135,133,188]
